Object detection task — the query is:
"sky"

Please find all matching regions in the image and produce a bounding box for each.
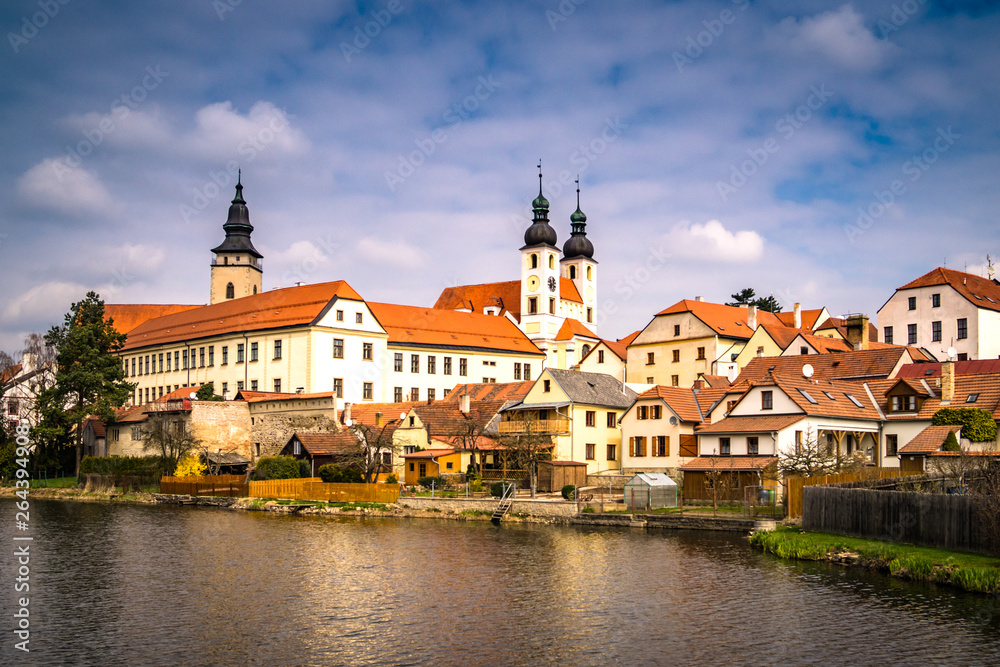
[2,0,1000,357]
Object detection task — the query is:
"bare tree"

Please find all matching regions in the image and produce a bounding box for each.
[778,431,841,478]
[141,414,201,474]
[495,413,552,498]
[347,421,400,483]
[704,451,736,516]
[449,406,495,476]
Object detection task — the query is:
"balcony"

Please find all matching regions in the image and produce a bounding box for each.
[498,418,571,435]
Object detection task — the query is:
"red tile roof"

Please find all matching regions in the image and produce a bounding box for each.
[402,448,456,459]
[121,280,364,350]
[697,375,732,389]
[776,308,827,330]
[633,386,704,422]
[433,280,522,319]
[736,348,918,385]
[894,359,1000,378]
[236,390,337,404]
[896,267,1000,313]
[1,363,22,385]
[442,382,533,402]
[158,386,202,401]
[693,387,733,416]
[288,431,358,456]
[554,318,599,342]
[105,304,202,335]
[870,372,1000,420]
[368,302,544,356]
[898,424,962,454]
[680,456,778,471]
[755,374,883,420]
[411,400,508,437]
[655,300,784,339]
[695,414,805,434]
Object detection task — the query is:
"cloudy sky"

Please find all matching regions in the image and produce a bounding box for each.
[2,0,999,356]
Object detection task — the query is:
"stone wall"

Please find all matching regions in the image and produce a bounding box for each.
[586,474,631,489]
[250,413,340,458]
[190,401,252,458]
[400,496,579,518]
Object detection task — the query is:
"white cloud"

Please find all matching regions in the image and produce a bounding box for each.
[16,159,115,216]
[774,5,891,70]
[183,101,310,161]
[2,281,90,325]
[355,237,426,270]
[661,220,764,263]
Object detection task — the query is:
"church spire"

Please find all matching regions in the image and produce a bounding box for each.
[563,175,594,259]
[523,161,557,248]
[211,173,262,259]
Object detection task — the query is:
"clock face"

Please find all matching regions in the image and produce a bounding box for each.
[527,275,540,292]
[548,276,557,292]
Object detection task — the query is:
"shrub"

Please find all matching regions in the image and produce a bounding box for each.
[319,464,363,484]
[253,456,302,480]
[469,478,483,493]
[561,484,577,500]
[418,475,446,489]
[385,473,398,484]
[581,506,595,513]
[81,455,164,477]
[942,430,961,452]
[491,481,506,497]
[299,460,311,478]
[174,454,207,477]
[195,382,224,401]
[932,408,998,442]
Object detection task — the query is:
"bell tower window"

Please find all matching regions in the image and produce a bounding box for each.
[569,266,576,280]
[226,283,235,299]
[530,253,538,269]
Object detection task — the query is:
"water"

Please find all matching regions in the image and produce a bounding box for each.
[2,499,999,666]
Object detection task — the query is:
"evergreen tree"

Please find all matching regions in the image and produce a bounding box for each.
[726,287,783,313]
[35,292,135,476]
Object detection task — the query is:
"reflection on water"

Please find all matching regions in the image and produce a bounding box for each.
[1,500,999,666]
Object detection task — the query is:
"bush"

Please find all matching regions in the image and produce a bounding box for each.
[319,464,363,484]
[942,430,961,452]
[195,382,224,401]
[299,460,311,478]
[81,455,164,477]
[491,481,506,497]
[561,484,577,500]
[174,454,207,477]
[253,456,302,480]
[932,408,998,442]
[385,473,398,484]
[418,475,446,489]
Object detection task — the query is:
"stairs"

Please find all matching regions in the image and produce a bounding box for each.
[491,483,516,524]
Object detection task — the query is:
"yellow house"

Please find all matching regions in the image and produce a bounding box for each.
[499,368,636,475]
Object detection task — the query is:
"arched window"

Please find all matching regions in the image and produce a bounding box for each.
[226,283,235,299]
[586,266,592,280]
[581,344,591,358]
[530,254,538,269]
[568,266,576,280]
[548,254,555,269]
[253,285,257,295]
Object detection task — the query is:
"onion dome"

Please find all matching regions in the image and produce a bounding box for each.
[211,172,262,258]
[562,179,594,259]
[523,165,558,248]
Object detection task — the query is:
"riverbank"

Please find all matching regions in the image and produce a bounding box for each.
[751,526,1000,594]
[0,485,159,504]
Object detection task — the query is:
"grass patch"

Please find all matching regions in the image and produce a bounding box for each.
[336,502,388,511]
[29,476,78,489]
[247,498,266,510]
[750,526,1000,594]
[460,509,492,517]
[426,507,441,513]
[581,507,595,513]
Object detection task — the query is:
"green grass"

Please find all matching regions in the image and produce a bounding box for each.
[460,509,492,517]
[29,476,78,489]
[750,526,1000,594]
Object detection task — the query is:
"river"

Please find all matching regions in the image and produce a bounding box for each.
[1,499,999,666]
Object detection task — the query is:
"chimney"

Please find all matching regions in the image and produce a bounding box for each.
[844,314,870,351]
[942,359,955,403]
[459,393,471,414]
[694,296,704,302]
[343,402,352,425]
[747,305,757,330]
[375,411,382,426]
[693,379,705,389]
[793,302,802,329]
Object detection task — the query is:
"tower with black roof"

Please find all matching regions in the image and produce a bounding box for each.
[210,173,263,304]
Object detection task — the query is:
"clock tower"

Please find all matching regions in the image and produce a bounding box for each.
[520,165,562,358]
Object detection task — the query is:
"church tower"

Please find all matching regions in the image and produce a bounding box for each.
[560,178,598,331]
[210,173,263,304]
[520,165,562,352]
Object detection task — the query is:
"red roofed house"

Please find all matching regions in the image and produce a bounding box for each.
[578,330,639,380]
[619,386,715,478]
[877,266,1000,361]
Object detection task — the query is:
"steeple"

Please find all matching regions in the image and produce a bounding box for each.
[210,171,263,304]
[562,176,594,259]
[523,162,558,248]
[211,171,262,258]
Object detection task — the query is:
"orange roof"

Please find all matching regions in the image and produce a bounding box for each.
[693,387,731,415]
[411,400,508,437]
[403,448,456,459]
[736,348,917,385]
[157,386,202,401]
[655,300,784,339]
[433,281,522,320]
[121,281,364,351]
[870,372,1000,420]
[815,317,880,342]
[554,318,599,342]
[896,267,1000,313]
[368,302,543,356]
[696,414,805,434]
[760,324,814,350]
[894,359,1000,378]
[236,390,337,404]
[697,375,732,389]
[751,374,882,420]
[633,386,704,422]
[442,382,533,402]
[560,277,582,303]
[898,425,962,454]
[776,308,827,330]
[105,304,202,335]
[680,456,778,471]
[1,363,22,385]
[286,431,358,456]
[113,403,148,423]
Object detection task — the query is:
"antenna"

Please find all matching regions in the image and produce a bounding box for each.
[989,255,995,280]
[802,363,814,379]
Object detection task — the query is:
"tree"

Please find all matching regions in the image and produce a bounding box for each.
[704,452,736,516]
[35,292,135,476]
[448,403,495,476]
[932,408,998,443]
[195,382,223,401]
[495,414,552,498]
[174,453,207,477]
[142,414,200,474]
[346,421,400,483]
[726,287,783,313]
[942,430,961,452]
[777,432,840,478]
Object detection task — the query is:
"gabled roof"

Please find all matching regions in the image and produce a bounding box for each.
[814,317,880,342]
[680,456,778,471]
[368,302,544,356]
[410,400,508,437]
[433,281,522,320]
[442,382,532,403]
[653,300,784,340]
[697,375,732,389]
[870,372,1000,420]
[554,318,599,342]
[898,424,962,454]
[84,417,106,438]
[113,404,148,423]
[775,308,827,330]
[760,324,814,350]
[893,267,1000,313]
[894,359,1000,378]
[121,280,364,350]
[287,431,358,456]
[236,390,337,404]
[753,374,882,420]
[541,368,637,409]
[736,347,920,385]
[1,363,22,385]
[560,278,583,303]
[157,386,202,401]
[693,387,732,416]
[105,304,202,335]
[695,414,805,434]
[402,448,456,459]
[633,386,704,422]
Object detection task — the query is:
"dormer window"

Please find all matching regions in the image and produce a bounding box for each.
[967,393,980,403]
[890,395,917,412]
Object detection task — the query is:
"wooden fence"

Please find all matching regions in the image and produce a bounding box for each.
[247,477,322,500]
[160,475,248,497]
[786,469,916,519]
[802,487,990,553]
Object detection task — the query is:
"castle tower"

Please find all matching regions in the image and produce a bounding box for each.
[560,177,598,330]
[210,173,263,304]
[520,165,562,352]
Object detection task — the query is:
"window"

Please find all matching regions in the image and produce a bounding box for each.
[445,460,453,470]
[221,382,227,396]
[672,349,680,363]
[356,312,363,324]
[523,364,530,381]
[587,307,593,323]
[967,393,980,403]
[719,437,731,455]
[410,387,419,401]
[798,388,818,404]
[586,443,596,460]
[932,321,942,342]
[845,393,865,408]
[530,253,538,269]
[427,356,436,374]
[363,382,373,400]
[273,340,282,359]
[393,387,402,402]
[443,357,452,375]
[336,309,344,322]
[761,390,773,410]
[182,350,188,370]
[334,339,344,359]
[382,452,392,466]
[907,324,917,345]
[156,353,162,372]
[958,353,969,361]
[585,411,596,427]
[199,347,205,367]
[514,363,522,380]
[607,444,616,461]
[673,324,680,337]
[932,293,941,308]
[411,354,420,373]
[363,342,373,360]
[957,318,968,340]
[132,426,144,441]
[630,437,647,457]
[333,378,343,398]
[747,436,759,456]
[393,352,402,371]
[226,282,235,299]
[443,388,450,398]
[250,380,258,391]
[569,265,576,280]
[459,358,468,376]
[886,434,898,456]
[654,436,668,457]
[543,379,551,392]
[528,297,538,314]
[250,342,259,362]
[696,347,706,361]
[131,358,136,376]
[273,379,281,393]
[671,375,679,387]
[890,395,917,412]
[884,327,893,345]
[607,412,616,428]
[597,350,605,363]
[409,462,414,473]
[638,405,648,420]
[647,352,655,365]
[548,254,555,269]
[237,381,244,391]
[651,405,662,419]
[794,431,803,455]
[908,296,916,310]
[427,389,435,401]
[419,463,426,478]
[237,344,244,363]
[207,347,214,366]
[549,298,556,314]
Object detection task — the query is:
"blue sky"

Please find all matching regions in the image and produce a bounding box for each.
[1,0,999,356]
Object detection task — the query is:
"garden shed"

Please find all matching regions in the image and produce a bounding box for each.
[624,473,678,511]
